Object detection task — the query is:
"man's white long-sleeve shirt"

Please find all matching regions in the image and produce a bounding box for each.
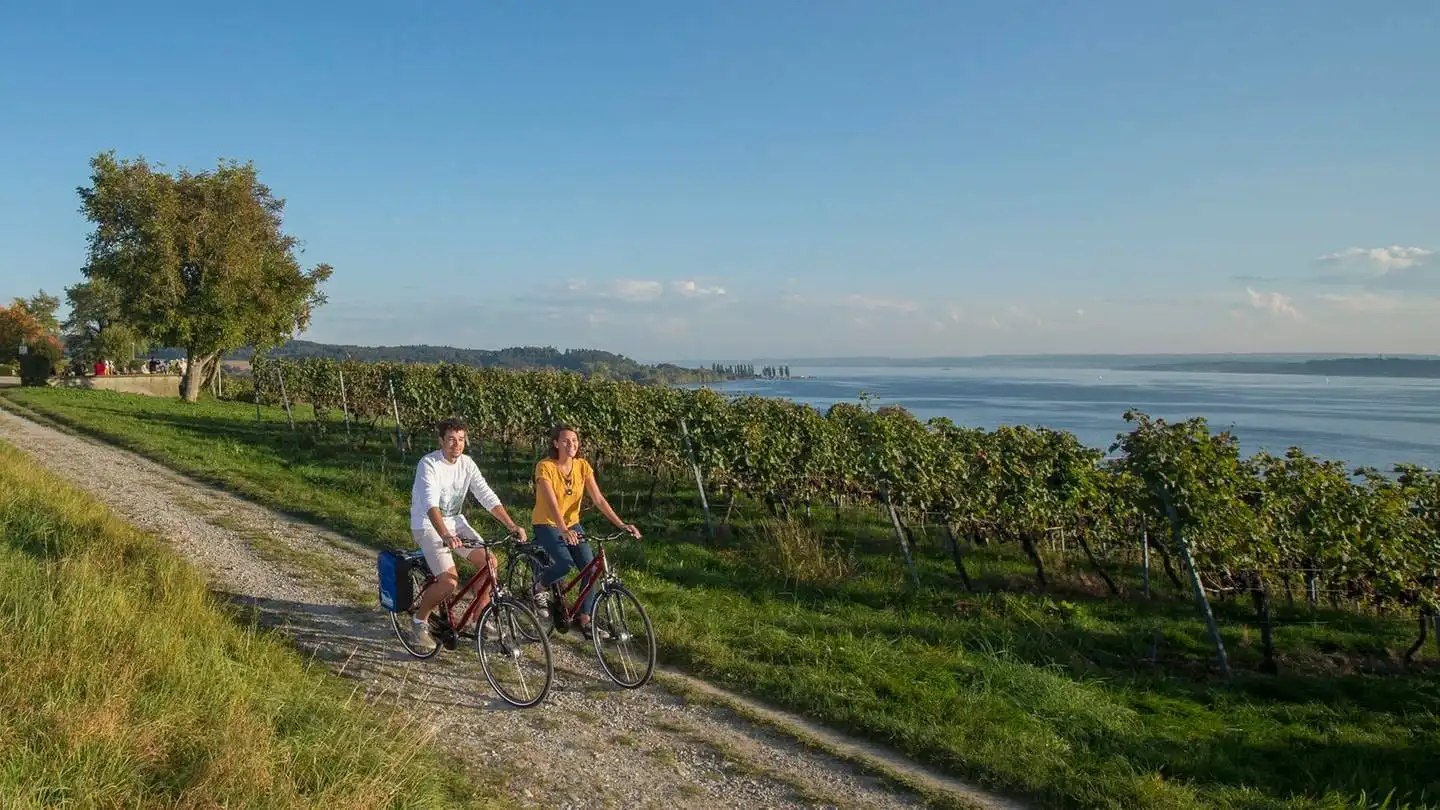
[409,451,502,532]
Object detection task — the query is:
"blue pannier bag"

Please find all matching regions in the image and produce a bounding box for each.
[377,550,414,612]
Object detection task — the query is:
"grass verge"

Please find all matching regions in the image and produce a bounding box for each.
[5,387,1439,810]
[0,434,501,809]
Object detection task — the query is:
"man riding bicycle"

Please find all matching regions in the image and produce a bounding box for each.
[409,416,526,648]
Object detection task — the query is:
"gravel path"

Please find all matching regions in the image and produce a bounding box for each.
[0,407,1025,810]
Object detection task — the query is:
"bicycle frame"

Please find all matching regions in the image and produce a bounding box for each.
[547,538,615,623]
[426,551,499,634]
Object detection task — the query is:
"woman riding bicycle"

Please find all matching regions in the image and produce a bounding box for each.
[531,423,641,637]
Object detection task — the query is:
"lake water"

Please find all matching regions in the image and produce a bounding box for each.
[702,364,1440,472]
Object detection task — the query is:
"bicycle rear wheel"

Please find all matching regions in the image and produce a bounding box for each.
[477,597,554,708]
[591,584,655,688]
[501,548,551,641]
[389,566,441,659]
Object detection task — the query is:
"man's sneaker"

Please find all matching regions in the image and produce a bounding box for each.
[530,586,551,618]
[411,618,435,649]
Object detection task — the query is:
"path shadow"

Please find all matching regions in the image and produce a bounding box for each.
[210,589,585,713]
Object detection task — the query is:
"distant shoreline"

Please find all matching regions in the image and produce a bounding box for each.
[1131,358,1440,379]
[741,354,1440,380]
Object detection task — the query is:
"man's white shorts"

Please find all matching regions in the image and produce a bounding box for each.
[413,514,488,575]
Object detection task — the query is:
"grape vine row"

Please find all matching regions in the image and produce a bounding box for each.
[249,356,1440,629]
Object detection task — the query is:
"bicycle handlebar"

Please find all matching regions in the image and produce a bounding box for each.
[573,529,634,542]
[455,528,638,549]
[455,530,528,550]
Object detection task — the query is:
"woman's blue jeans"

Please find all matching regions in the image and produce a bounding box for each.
[532,523,599,616]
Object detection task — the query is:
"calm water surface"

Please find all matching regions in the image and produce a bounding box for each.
[704,365,1440,472]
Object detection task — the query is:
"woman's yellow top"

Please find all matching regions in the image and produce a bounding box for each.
[532,457,592,528]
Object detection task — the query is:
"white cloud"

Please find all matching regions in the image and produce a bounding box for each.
[1311,246,1438,292]
[841,294,920,313]
[1246,287,1303,320]
[671,280,726,297]
[1316,246,1433,271]
[607,279,664,302]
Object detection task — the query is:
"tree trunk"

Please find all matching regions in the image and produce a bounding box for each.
[1404,612,1430,668]
[181,349,218,402]
[1019,530,1049,589]
[1074,524,1119,596]
[1149,533,1184,590]
[942,523,974,592]
[1251,574,1277,674]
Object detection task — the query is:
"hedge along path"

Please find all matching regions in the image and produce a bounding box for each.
[0,407,1025,810]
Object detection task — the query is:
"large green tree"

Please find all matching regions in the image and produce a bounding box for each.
[76,151,333,401]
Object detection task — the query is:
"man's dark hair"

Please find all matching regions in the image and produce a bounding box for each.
[437,416,468,438]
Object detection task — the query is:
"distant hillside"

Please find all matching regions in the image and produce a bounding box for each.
[1134,357,1440,379]
[185,340,729,384]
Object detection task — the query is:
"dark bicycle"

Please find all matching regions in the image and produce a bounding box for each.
[385,535,554,708]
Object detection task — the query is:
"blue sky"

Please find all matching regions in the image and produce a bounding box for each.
[2,1,1437,362]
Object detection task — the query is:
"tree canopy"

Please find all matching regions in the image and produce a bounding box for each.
[76,151,332,400]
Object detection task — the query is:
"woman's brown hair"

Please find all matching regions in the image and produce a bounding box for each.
[544,423,579,460]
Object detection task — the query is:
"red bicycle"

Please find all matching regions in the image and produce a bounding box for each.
[501,529,656,688]
[387,535,554,708]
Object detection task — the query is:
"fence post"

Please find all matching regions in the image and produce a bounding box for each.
[387,379,404,453]
[338,367,352,444]
[1159,490,1230,678]
[881,484,922,589]
[1141,518,1151,599]
[678,418,714,537]
[276,366,295,433]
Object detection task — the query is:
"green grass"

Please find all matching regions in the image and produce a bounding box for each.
[0,434,503,809]
[5,386,1440,810]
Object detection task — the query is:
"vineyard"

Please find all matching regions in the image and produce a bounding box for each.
[248,355,1440,674]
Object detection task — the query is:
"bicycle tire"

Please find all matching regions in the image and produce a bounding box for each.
[389,565,441,659]
[476,596,554,708]
[591,584,656,688]
[501,548,553,640]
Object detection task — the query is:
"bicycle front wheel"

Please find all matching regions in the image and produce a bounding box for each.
[476,597,554,708]
[591,584,655,688]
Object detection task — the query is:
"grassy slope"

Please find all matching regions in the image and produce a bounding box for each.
[0,435,502,809]
[5,387,1439,810]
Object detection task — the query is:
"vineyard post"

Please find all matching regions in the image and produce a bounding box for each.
[881,484,922,588]
[276,366,295,433]
[1142,517,1151,599]
[338,366,352,444]
[1159,490,1231,678]
[387,379,404,453]
[678,418,714,537]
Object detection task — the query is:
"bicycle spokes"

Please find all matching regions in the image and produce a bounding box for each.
[592,586,655,689]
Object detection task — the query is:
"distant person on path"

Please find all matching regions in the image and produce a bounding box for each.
[530,423,641,637]
[408,416,526,648]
